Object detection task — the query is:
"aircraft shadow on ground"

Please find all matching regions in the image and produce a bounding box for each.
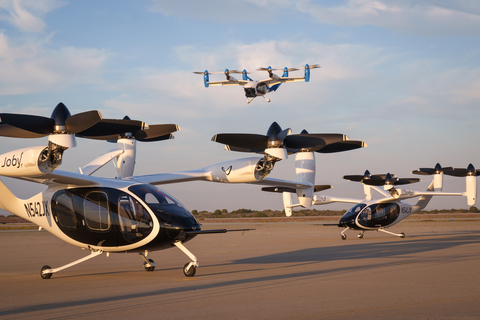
[1,233,479,317]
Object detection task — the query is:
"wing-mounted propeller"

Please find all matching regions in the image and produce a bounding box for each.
[0,102,102,148]
[76,116,179,142]
[0,102,103,170]
[257,66,275,78]
[77,116,179,179]
[411,163,452,190]
[344,171,420,193]
[212,122,325,160]
[289,129,366,154]
[443,164,479,206]
[212,122,325,179]
[443,163,480,177]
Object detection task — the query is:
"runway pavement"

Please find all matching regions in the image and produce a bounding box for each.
[1,220,480,319]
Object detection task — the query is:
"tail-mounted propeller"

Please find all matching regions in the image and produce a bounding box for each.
[76,116,179,142]
[443,164,480,177]
[411,163,453,175]
[0,102,102,148]
[344,171,420,186]
[211,122,325,160]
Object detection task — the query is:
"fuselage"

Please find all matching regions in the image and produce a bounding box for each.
[339,199,414,231]
[16,179,200,253]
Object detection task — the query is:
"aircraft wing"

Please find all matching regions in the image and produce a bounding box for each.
[8,170,104,186]
[249,177,313,190]
[207,79,249,86]
[261,77,306,86]
[132,170,210,185]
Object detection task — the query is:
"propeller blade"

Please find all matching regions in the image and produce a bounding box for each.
[65,110,102,134]
[343,175,365,182]
[0,124,47,138]
[315,140,366,153]
[362,179,388,186]
[0,114,54,135]
[284,135,326,150]
[212,133,268,150]
[134,124,179,142]
[394,178,421,185]
[76,119,147,137]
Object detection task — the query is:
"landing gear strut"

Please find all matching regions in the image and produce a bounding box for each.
[139,251,156,272]
[40,248,103,279]
[379,228,406,238]
[174,241,198,277]
[341,227,349,240]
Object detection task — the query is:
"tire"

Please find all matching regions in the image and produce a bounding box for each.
[400,233,406,238]
[341,234,347,240]
[41,265,52,279]
[143,259,155,272]
[183,262,196,277]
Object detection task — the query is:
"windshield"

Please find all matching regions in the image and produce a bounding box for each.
[128,184,197,227]
[340,203,366,223]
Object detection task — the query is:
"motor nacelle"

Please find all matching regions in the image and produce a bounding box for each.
[204,157,274,183]
[0,144,64,177]
[244,81,268,97]
[389,188,417,200]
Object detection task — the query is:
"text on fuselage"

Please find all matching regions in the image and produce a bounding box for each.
[24,201,50,218]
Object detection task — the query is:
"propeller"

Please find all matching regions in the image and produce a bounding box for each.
[211,122,325,159]
[411,163,453,175]
[443,164,480,177]
[344,171,419,186]
[0,102,102,147]
[76,116,179,142]
[292,129,367,154]
[0,103,101,137]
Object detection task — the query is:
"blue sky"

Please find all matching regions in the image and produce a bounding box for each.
[1,0,480,213]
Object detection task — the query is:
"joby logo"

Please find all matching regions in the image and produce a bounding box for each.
[222,166,232,175]
[1,152,23,169]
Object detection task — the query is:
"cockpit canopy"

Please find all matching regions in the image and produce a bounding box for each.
[340,202,400,228]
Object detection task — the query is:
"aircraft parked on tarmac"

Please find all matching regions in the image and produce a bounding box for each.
[194,64,320,103]
[263,157,477,240]
[0,104,341,279]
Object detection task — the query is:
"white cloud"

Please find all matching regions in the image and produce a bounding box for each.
[296,0,480,37]
[0,0,65,32]
[0,32,109,95]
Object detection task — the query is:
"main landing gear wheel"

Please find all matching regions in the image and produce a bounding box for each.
[183,263,196,277]
[400,233,406,238]
[41,265,52,279]
[341,234,347,240]
[358,234,364,239]
[143,259,155,272]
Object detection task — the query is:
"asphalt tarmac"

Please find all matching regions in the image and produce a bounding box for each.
[1,220,480,320]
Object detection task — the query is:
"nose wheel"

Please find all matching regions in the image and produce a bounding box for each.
[183,262,196,277]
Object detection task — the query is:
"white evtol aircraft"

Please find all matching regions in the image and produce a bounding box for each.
[0,104,338,279]
[194,64,320,103]
[263,157,477,240]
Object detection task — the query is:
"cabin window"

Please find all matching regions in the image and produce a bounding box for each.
[52,191,76,229]
[84,191,110,232]
[117,194,152,243]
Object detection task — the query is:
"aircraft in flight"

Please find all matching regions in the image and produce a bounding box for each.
[194,64,320,103]
[0,105,333,279]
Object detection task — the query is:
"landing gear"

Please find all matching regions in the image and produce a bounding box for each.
[183,262,196,277]
[262,96,271,103]
[174,241,199,277]
[341,234,347,240]
[40,265,52,279]
[379,228,406,238]
[358,231,365,239]
[139,251,156,272]
[40,248,103,279]
[143,259,155,272]
[341,227,349,240]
